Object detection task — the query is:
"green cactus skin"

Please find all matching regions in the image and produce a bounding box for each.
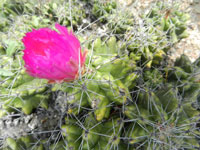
[6,138,20,150]
[168,66,190,80]
[125,104,150,125]
[81,113,102,149]
[19,136,33,149]
[4,136,37,150]
[152,49,166,65]
[61,118,82,149]
[92,0,117,23]
[0,56,50,116]
[175,54,193,73]
[99,118,124,149]
[93,94,111,121]
[56,53,199,150]
[4,136,69,150]
[155,86,179,114]
[126,123,148,145]
[49,141,66,150]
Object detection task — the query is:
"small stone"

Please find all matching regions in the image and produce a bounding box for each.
[28,118,38,130]
[24,115,32,124]
[5,119,12,127]
[0,120,4,129]
[13,119,19,126]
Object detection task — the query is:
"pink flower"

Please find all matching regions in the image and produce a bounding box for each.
[22,23,86,82]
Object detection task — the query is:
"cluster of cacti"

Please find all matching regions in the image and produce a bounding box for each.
[51,36,137,119]
[107,13,134,34]
[3,135,67,150]
[0,0,199,150]
[119,2,190,70]
[53,46,199,149]
[0,0,88,57]
[125,55,200,149]
[144,2,190,44]
[41,0,87,28]
[50,28,199,150]
[91,0,117,23]
[0,55,50,117]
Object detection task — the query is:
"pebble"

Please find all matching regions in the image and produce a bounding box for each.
[0,120,4,129]
[28,118,38,130]
[13,119,19,126]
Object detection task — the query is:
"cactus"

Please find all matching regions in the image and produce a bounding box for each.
[51,36,136,121]
[49,33,199,149]
[119,1,190,70]
[0,55,50,117]
[145,2,189,44]
[3,135,68,150]
[91,0,117,23]
[0,1,199,150]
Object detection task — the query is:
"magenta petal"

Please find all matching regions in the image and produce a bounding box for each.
[55,23,81,55]
[22,24,86,82]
